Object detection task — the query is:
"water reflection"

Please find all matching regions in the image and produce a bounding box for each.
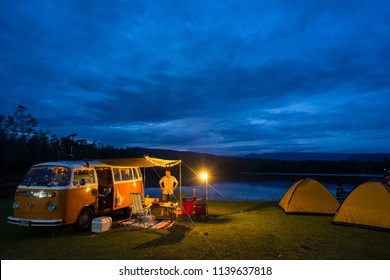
[144,173,382,201]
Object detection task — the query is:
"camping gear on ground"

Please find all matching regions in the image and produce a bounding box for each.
[118,218,175,229]
[333,181,390,231]
[279,177,340,214]
[195,198,208,220]
[145,196,159,207]
[91,216,112,233]
[152,201,178,219]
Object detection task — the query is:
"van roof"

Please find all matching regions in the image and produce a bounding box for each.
[33,160,108,169]
[32,160,145,169]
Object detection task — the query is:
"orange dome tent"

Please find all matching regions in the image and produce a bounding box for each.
[279,178,340,215]
[333,181,390,231]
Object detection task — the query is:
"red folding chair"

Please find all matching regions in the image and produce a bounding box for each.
[175,197,196,223]
[182,197,196,216]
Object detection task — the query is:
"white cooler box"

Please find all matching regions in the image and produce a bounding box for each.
[91,216,112,233]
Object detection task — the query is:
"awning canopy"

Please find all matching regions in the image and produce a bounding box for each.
[97,156,181,168]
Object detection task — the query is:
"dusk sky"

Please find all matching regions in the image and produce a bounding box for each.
[1,0,390,156]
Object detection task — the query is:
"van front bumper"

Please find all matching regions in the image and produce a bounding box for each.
[7,216,63,227]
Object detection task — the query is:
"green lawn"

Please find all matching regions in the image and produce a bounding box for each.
[0,198,389,260]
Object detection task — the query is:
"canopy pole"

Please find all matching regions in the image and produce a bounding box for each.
[179,160,182,206]
[143,157,146,197]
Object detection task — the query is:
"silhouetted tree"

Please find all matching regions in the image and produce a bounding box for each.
[4,105,39,138]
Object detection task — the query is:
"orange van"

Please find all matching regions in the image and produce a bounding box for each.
[7,160,144,231]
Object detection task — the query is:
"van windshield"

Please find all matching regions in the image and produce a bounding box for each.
[23,166,71,187]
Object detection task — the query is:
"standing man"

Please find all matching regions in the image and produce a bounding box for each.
[159,169,178,216]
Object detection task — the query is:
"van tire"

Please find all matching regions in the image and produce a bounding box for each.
[123,206,132,218]
[77,207,94,232]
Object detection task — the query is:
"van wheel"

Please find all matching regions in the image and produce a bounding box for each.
[77,207,94,232]
[123,206,132,218]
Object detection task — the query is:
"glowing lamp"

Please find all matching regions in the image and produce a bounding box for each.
[200,172,209,202]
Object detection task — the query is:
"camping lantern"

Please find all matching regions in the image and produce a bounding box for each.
[200,172,208,201]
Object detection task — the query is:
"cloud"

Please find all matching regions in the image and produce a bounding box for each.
[1,0,390,155]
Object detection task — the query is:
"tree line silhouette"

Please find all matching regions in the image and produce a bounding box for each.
[0,105,138,185]
[1,105,388,192]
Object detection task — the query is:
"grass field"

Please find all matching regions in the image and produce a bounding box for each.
[1,198,389,260]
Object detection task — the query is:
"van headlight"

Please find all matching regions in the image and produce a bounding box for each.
[12,200,20,209]
[46,201,57,212]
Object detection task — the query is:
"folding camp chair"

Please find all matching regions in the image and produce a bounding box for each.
[182,197,196,216]
[174,197,196,225]
[130,193,152,229]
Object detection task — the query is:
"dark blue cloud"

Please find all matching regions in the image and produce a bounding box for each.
[1,0,390,156]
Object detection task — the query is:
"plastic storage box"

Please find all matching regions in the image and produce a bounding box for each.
[91,216,112,232]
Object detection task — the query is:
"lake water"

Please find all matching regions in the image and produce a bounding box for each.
[144,172,383,202]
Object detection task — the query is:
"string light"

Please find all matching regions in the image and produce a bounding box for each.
[145,156,181,167]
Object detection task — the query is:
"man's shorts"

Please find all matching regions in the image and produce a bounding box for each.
[162,193,172,202]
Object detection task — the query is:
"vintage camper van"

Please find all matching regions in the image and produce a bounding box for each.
[7,160,144,231]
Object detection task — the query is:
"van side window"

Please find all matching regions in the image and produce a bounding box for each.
[121,168,133,180]
[113,168,121,181]
[132,168,139,179]
[73,169,95,186]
